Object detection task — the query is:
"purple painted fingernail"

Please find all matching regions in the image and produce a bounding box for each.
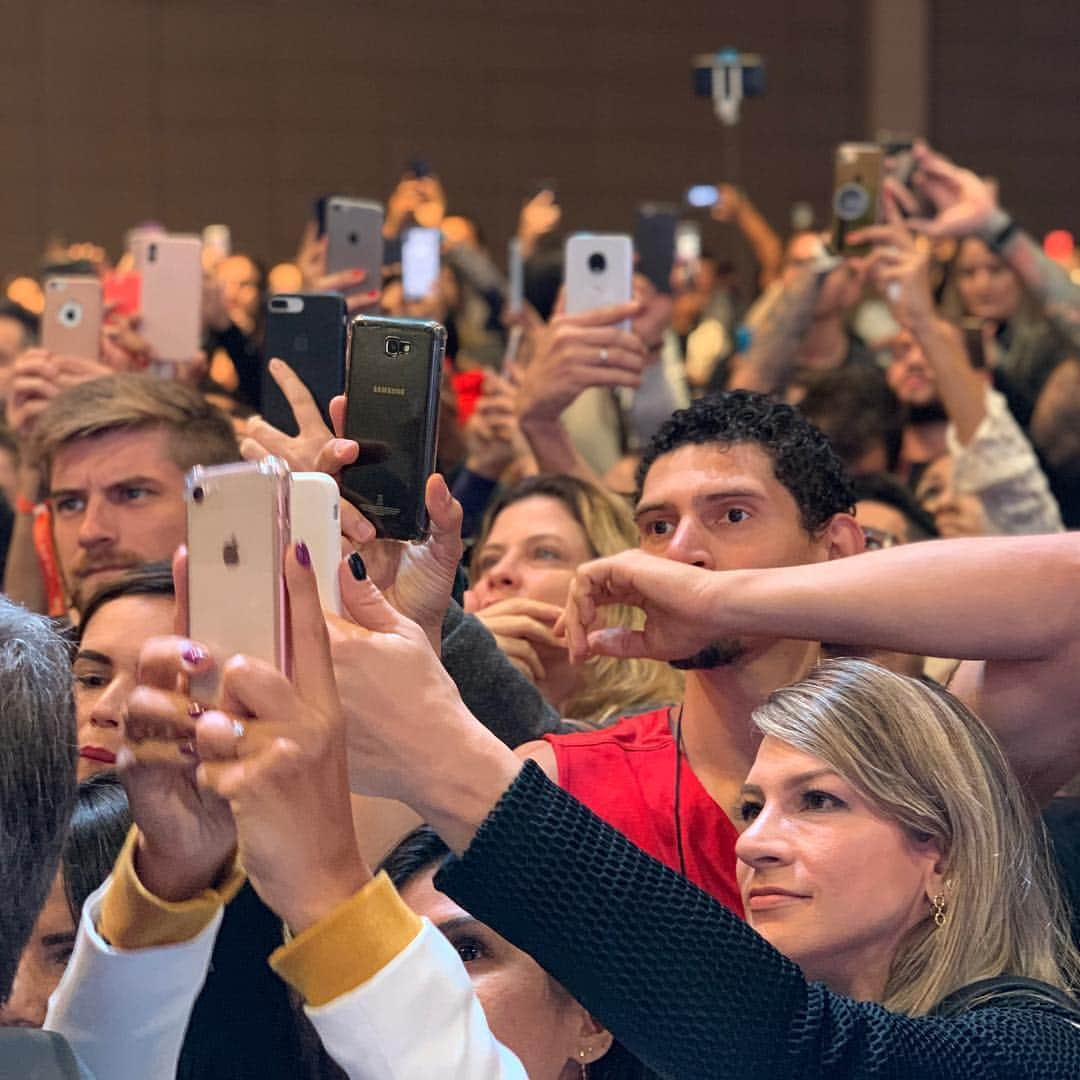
[295,541,311,568]
[180,740,198,757]
[182,645,208,667]
[187,701,205,718]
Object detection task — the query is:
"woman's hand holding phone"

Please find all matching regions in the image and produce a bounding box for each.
[123,543,370,932]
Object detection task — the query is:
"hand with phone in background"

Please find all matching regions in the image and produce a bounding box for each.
[401,227,442,303]
[830,143,884,256]
[634,205,678,296]
[517,182,561,260]
[384,161,447,238]
[297,209,382,316]
[564,233,635,328]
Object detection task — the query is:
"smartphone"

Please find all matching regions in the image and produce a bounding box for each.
[262,293,348,436]
[635,205,679,295]
[831,143,884,256]
[42,277,103,360]
[131,233,204,365]
[686,184,720,209]
[507,237,524,316]
[326,197,385,290]
[340,315,446,541]
[185,458,291,702]
[201,224,232,263]
[291,472,342,615]
[102,270,141,320]
[402,227,441,302]
[676,221,702,264]
[564,233,633,327]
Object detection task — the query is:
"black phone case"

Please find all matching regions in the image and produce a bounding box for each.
[635,205,679,295]
[262,293,347,436]
[340,316,445,541]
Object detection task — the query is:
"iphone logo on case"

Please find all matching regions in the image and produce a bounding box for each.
[222,535,240,566]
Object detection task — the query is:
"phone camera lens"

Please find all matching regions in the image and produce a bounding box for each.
[384,337,401,356]
[58,301,82,327]
[588,252,607,273]
[348,231,359,245]
[148,243,158,262]
[192,486,204,503]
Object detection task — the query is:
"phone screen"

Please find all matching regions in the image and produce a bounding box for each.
[686,184,720,209]
[507,238,524,315]
[402,228,442,302]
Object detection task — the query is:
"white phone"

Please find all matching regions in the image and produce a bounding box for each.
[291,472,342,615]
[402,227,442,302]
[564,233,633,329]
[185,458,291,702]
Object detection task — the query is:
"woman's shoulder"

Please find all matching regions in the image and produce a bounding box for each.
[933,975,1080,1021]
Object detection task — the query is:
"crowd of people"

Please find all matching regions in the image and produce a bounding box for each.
[1,136,1079,1078]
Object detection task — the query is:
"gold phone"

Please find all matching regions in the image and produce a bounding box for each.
[185,458,291,703]
[42,277,103,360]
[831,143,884,255]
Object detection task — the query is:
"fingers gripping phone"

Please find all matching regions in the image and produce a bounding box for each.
[340,315,445,541]
[564,233,633,327]
[42,277,103,360]
[831,143,884,256]
[402,227,442,302]
[326,197,385,289]
[185,459,291,702]
[262,293,348,436]
[131,233,204,365]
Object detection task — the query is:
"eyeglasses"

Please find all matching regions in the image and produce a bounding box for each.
[862,526,901,551]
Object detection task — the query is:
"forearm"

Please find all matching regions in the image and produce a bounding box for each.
[997,220,1080,352]
[715,534,1080,660]
[518,414,604,487]
[736,201,783,289]
[911,316,986,444]
[727,267,826,393]
[2,508,47,611]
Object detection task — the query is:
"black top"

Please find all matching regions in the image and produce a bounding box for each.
[436,761,1080,1079]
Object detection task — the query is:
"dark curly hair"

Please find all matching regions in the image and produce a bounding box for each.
[635,391,855,533]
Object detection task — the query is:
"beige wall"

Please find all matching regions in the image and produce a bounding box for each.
[1,1,869,280]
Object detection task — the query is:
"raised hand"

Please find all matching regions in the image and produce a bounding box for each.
[295,220,381,316]
[560,549,725,663]
[193,543,369,933]
[462,596,564,683]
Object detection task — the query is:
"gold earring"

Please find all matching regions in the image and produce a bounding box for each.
[932,893,947,928]
[579,1047,591,1078]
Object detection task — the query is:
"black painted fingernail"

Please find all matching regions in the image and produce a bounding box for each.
[348,552,367,581]
[295,541,311,568]
[182,645,208,667]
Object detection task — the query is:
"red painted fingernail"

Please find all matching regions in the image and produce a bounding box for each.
[295,541,311,568]
[182,645,208,667]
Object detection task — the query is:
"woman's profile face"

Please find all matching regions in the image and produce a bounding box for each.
[399,868,603,1079]
[467,496,594,612]
[73,594,175,779]
[734,736,942,1000]
[953,237,1022,322]
[915,455,990,538]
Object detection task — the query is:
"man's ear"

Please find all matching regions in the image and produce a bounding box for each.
[820,512,866,561]
[571,1012,615,1068]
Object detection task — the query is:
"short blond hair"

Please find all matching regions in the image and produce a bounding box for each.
[753,658,1078,1015]
[32,374,239,477]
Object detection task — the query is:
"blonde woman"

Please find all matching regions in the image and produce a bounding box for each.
[465,474,681,726]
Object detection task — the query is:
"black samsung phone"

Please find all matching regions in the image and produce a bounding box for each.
[340,315,445,541]
[634,204,679,294]
[262,293,347,436]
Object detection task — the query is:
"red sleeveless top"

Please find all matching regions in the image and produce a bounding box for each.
[544,708,744,916]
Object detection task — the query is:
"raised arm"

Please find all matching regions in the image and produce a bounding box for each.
[562,539,1080,800]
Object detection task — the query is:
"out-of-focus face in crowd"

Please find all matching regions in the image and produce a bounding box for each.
[0,312,31,403]
[215,254,262,333]
[467,495,593,612]
[73,591,174,778]
[48,426,188,608]
[953,237,1022,322]
[915,455,989,538]
[884,329,940,408]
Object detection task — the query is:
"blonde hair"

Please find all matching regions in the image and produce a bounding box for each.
[752,658,1078,1015]
[473,475,682,726]
[31,373,239,476]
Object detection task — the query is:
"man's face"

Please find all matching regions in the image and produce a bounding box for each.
[0,315,28,403]
[634,442,832,667]
[884,330,939,407]
[49,426,188,607]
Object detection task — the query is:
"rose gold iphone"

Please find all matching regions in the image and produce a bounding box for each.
[185,458,291,702]
[131,232,203,366]
[42,277,103,360]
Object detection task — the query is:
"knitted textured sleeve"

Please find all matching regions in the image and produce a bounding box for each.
[435,762,1080,1080]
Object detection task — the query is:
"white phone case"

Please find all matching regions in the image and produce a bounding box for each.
[564,233,633,329]
[291,472,343,616]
